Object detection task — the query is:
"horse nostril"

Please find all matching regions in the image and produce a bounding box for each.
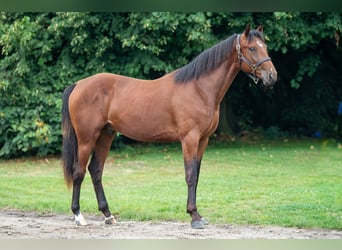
[269,67,278,82]
[269,72,273,80]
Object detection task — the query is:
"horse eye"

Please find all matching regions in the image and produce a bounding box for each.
[249,47,256,52]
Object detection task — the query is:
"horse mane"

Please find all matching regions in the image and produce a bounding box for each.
[174,29,265,83]
[174,33,238,83]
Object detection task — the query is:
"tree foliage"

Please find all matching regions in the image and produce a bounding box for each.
[0,12,341,158]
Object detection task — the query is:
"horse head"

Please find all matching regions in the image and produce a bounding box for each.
[236,24,277,87]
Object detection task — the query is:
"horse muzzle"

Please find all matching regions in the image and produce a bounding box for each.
[261,67,277,87]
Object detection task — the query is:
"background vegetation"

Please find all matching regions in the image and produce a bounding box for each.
[0,12,341,158]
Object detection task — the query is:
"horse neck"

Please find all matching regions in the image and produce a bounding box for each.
[195,52,240,107]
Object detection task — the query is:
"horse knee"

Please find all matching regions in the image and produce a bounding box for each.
[71,203,80,214]
[72,170,85,183]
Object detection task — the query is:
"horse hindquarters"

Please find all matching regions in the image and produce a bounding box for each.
[62,82,117,225]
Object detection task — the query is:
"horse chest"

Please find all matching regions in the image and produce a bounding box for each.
[205,109,220,135]
[192,106,219,138]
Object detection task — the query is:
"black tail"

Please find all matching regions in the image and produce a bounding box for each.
[61,84,77,189]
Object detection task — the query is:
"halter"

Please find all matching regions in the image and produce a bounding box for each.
[236,34,271,84]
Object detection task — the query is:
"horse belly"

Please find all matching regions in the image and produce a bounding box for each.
[110,107,179,143]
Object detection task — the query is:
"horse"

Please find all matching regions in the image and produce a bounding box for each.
[61,24,277,229]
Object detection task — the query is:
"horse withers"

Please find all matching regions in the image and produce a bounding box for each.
[61,24,277,229]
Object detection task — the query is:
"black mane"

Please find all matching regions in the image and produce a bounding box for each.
[174,33,238,83]
[174,30,265,83]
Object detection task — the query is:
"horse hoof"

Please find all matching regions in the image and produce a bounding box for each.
[104,215,116,225]
[75,220,87,226]
[75,213,87,226]
[201,218,209,225]
[191,220,205,229]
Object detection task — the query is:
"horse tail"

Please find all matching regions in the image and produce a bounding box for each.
[61,83,77,189]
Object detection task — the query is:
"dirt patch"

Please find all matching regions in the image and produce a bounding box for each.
[0,210,341,239]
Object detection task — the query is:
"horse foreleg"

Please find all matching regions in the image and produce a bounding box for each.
[184,158,203,228]
[195,137,210,226]
[181,134,206,229]
[88,125,116,224]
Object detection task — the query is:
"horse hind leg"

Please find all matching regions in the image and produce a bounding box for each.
[88,123,116,224]
[72,142,93,226]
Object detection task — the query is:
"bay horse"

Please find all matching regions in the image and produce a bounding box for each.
[61,24,277,229]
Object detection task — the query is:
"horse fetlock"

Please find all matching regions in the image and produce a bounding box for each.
[71,204,80,215]
[104,215,116,225]
[98,202,110,215]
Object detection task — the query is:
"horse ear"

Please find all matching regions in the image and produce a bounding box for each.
[257,25,264,33]
[244,24,251,37]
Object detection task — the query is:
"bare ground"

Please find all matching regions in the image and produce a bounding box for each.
[1,210,341,239]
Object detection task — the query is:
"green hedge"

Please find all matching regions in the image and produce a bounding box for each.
[0,12,341,158]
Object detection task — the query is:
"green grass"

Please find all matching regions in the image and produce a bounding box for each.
[0,138,341,229]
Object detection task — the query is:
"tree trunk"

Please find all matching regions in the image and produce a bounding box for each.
[217,94,240,135]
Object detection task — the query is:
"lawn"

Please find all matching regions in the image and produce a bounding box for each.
[0,138,341,229]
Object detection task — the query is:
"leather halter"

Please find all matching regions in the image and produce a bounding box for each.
[236,34,271,84]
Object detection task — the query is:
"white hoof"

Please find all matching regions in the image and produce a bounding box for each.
[75,213,87,226]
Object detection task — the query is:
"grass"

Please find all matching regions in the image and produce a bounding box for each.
[0,138,341,229]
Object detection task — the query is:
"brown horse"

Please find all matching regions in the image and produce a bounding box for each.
[62,24,277,229]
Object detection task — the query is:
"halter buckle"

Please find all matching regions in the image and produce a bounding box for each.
[252,76,259,84]
[247,73,260,84]
[236,44,243,60]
